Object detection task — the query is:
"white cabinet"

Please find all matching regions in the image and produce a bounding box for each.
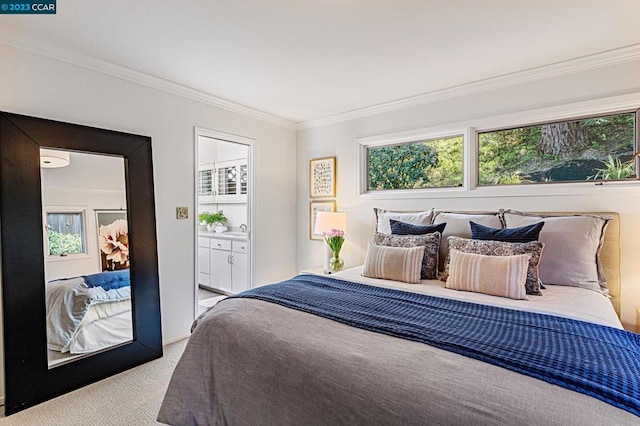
[215,158,248,203]
[231,240,248,293]
[197,237,211,286]
[210,240,233,293]
[205,237,249,294]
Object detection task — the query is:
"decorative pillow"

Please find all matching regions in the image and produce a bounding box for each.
[372,232,440,279]
[363,243,425,284]
[83,269,130,291]
[470,221,544,243]
[432,211,503,272]
[446,250,530,300]
[374,208,433,234]
[442,237,545,296]
[390,220,446,236]
[501,210,611,291]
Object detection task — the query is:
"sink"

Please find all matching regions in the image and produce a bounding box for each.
[220,231,247,237]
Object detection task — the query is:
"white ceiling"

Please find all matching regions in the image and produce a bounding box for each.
[1,1,640,124]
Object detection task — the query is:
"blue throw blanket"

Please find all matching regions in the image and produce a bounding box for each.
[232,274,640,416]
[83,269,130,291]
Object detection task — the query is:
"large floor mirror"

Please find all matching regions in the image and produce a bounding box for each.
[0,112,162,415]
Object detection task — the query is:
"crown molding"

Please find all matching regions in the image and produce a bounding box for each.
[297,43,640,131]
[4,32,638,133]
[0,34,297,130]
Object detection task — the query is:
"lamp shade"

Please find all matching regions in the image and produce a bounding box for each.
[314,211,347,235]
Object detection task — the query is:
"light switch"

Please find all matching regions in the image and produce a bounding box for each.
[176,207,188,219]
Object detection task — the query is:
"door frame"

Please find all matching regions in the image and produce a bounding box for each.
[193,127,256,317]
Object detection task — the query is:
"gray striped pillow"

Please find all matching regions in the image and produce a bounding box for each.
[445,250,530,300]
[363,243,425,284]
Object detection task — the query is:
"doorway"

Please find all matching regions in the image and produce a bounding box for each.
[194,128,255,317]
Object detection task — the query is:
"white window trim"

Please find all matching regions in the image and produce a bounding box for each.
[357,92,640,200]
[43,205,91,262]
[357,126,468,196]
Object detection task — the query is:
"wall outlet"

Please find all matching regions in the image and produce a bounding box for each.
[176,207,188,219]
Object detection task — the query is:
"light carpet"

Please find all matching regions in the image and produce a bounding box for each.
[0,338,189,426]
[198,295,227,316]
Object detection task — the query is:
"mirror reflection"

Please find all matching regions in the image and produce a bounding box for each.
[40,149,133,368]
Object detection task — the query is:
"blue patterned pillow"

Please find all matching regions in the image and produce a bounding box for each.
[83,269,130,291]
[470,221,544,243]
[390,220,446,236]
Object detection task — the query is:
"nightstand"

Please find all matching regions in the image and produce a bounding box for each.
[299,266,329,276]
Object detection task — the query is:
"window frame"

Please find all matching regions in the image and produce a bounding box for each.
[357,126,470,197]
[43,205,91,262]
[357,93,640,200]
[475,108,639,188]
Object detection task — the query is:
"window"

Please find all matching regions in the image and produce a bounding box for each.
[366,135,464,191]
[45,211,86,257]
[478,111,637,185]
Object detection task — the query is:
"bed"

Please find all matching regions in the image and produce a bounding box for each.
[46,269,133,355]
[158,211,639,425]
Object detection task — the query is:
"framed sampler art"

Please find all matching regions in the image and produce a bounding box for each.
[309,200,336,240]
[309,156,336,198]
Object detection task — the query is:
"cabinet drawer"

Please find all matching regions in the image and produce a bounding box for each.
[210,238,232,251]
[198,237,210,248]
[232,241,248,254]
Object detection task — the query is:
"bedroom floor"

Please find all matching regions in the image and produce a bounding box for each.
[0,338,189,425]
[198,286,227,315]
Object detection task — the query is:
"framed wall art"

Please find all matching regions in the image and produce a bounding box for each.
[309,200,336,240]
[96,210,129,271]
[309,156,336,198]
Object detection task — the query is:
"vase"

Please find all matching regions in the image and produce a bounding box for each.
[328,250,344,273]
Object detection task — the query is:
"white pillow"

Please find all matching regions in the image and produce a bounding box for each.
[432,211,503,271]
[374,208,433,234]
[502,211,611,291]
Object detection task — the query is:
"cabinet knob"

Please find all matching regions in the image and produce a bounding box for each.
[217,243,222,247]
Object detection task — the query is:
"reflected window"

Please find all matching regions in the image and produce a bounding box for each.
[46,211,87,257]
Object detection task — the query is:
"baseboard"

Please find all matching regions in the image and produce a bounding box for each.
[163,334,190,347]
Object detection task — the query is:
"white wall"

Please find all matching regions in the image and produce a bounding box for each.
[296,59,640,331]
[0,43,298,348]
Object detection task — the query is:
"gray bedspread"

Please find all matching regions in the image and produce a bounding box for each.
[158,298,638,425]
[46,276,131,352]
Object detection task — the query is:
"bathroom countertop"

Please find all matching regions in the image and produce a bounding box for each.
[199,231,248,241]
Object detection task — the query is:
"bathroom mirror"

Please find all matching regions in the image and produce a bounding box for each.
[0,112,162,415]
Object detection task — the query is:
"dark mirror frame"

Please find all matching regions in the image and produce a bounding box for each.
[0,112,162,415]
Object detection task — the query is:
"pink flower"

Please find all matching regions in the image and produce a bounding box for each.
[326,229,344,238]
[324,229,345,254]
[99,219,129,264]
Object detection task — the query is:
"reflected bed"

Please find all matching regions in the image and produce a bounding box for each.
[46,270,132,360]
